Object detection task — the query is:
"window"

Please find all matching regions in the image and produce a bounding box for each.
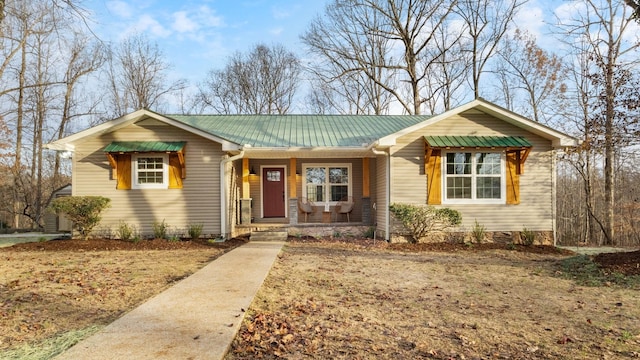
[444,152,504,203]
[303,164,351,203]
[266,170,281,182]
[132,154,168,189]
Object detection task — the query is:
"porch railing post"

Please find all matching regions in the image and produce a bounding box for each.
[289,198,298,224]
[240,198,252,225]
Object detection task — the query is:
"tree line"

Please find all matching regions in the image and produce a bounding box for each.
[0,0,638,246]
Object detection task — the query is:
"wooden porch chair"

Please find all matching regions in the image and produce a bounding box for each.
[334,196,354,222]
[298,197,315,222]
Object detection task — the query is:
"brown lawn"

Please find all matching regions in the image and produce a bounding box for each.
[1,237,639,359]
[227,240,640,360]
[0,238,246,353]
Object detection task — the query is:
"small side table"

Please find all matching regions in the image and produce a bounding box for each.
[322,211,331,223]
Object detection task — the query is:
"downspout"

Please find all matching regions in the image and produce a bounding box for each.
[220,150,245,239]
[552,149,558,247]
[371,147,390,242]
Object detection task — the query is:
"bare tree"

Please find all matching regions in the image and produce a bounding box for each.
[555,0,640,245]
[54,33,105,178]
[302,0,457,115]
[302,1,398,114]
[1,0,57,228]
[197,43,301,115]
[623,0,640,20]
[105,33,186,118]
[455,0,527,99]
[423,20,469,113]
[494,29,567,123]
[0,0,100,229]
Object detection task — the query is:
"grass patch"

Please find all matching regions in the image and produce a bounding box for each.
[557,255,640,288]
[1,325,103,360]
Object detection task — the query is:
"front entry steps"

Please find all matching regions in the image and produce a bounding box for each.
[250,229,288,242]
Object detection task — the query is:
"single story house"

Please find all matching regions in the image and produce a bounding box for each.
[46,98,577,243]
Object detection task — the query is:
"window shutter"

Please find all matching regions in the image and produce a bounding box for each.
[168,153,183,189]
[116,154,132,190]
[506,151,520,204]
[426,149,442,205]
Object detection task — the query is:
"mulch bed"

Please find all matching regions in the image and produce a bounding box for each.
[290,236,572,255]
[2,237,248,252]
[386,242,574,255]
[5,236,639,276]
[593,249,640,276]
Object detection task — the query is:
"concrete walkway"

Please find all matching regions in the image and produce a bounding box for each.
[55,241,284,360]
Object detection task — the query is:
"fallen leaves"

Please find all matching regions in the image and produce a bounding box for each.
[0,247,231,351]
[226,242,640,360]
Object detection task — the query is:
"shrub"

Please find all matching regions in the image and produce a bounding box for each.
[363,226,375,239]
[389,203,462,243]
[470,219,485,243]
[521,226,536,246]
[168,232,181,242]
[117,221,139,242]
[152,219,169,239]
[49,196,111,240]
[188,223,204,240]
[445,231,466,244]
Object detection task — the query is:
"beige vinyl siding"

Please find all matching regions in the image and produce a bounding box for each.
[73,118,223,236]
[375,153,388,238]
[390,110,554,232]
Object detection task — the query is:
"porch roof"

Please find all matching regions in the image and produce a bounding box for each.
[103,141,186,153]
[168,114,428,148]
[424,135,532,148]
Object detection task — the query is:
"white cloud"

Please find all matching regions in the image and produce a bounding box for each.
[196,6,225,28]
[131,14,172,38]
[173,11,198,33]
[512,3,545,39]
[272,7,291,19]
[106,0,133,18]
[270,27,284,36]
[552,0,639,54]
[553,0,586,23]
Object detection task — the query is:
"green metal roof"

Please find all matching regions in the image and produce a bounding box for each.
[424,135,532,148]
[168,114,430,148]
[103,141,186,153]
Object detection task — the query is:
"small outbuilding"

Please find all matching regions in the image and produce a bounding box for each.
[43,184,73,233]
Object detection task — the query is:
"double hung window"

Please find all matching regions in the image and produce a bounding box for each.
[132,154,168,189]
[303,164,351,203]
[444,152,503,203]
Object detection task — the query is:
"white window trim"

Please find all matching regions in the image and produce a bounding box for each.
[302,163,352,205]
[442,151,506,205]
[131,154,169,189]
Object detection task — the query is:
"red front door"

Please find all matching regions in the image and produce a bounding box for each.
[263,167,286,218]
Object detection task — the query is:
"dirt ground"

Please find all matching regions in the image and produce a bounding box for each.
[227,239,640,360]
[0,237,246,353]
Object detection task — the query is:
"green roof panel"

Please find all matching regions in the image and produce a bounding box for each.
[424,135,531,148]
[168,114,430,148]
[103,141,186,153]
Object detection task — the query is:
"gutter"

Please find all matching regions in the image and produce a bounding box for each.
[552,149,559,247]
[371,146,390,242]
[220,150,245,239]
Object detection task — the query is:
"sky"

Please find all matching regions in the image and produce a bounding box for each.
[87,0,331,86]
[83,0,638,112]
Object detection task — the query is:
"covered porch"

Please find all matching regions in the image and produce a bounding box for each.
[230,154,379,236]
